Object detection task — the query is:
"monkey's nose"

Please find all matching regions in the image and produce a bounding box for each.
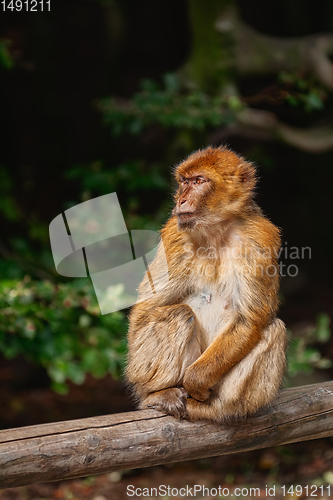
[177,199,194,214]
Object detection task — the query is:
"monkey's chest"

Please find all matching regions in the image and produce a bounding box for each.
[184,288,231,345]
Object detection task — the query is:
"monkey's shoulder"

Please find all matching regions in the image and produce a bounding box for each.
[237,212,281,255]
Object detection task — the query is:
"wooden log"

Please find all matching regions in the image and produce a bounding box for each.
[1,381,333,489]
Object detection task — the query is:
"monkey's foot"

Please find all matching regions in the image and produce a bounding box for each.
[141,387,189,419]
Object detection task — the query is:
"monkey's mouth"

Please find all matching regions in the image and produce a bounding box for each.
[177,212,196,229]
[177,212,196,219]
[177,212,196,222]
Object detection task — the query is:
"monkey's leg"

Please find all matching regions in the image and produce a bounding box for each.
[126,304,202,418]
[185,318,287,423]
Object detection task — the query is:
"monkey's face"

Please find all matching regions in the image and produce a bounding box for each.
[173,146,257,233]
[175,175,212,230]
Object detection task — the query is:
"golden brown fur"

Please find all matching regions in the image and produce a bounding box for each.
[126,146,287,423]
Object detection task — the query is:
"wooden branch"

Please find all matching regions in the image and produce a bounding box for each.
[210,108,333,153]
[1,382,333,489]
[217,15,333,91]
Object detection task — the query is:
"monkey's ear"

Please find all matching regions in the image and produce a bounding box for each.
[236,162,256,186]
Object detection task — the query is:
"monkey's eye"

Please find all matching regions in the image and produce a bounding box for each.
[180,178,189,185]
[194,177,206,184]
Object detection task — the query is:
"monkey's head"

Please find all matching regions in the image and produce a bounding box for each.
[173,146,257,232]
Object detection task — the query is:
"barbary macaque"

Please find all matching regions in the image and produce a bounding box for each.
[126,146,287,422]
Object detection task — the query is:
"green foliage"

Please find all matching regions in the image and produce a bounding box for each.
[65,160,169,199]
[99,73,243,136]
[0,157,170,392]
[0,39,13,69]
[287,313,332,379]
[0,167,20,221]
[65,160,171,229]
[0,277,127,393]
[278,71,327,112]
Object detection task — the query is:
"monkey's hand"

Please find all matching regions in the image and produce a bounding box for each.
[183,363,212,402]
[140,387,189,419]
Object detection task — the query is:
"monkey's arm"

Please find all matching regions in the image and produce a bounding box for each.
[182,315,265,402]
[126,224,196,402]
[129,219,192,322]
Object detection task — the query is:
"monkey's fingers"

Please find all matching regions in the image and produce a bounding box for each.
[141,387,188,420]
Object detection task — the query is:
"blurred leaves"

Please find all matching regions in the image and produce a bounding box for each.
[65,160,172,230]
[287,313,332,378]
[0,39,13,69]
[99,73,244,136]
[0,167,20,221]
[279,71,327,112]
[0,277,127,393]
[66,160,169,196]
